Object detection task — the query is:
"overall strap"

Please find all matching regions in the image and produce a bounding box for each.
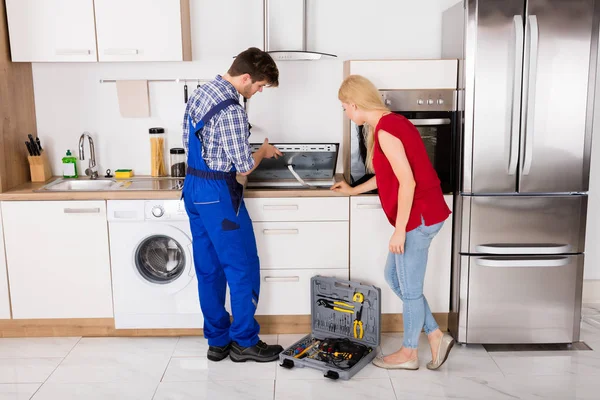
[192,98,240,138]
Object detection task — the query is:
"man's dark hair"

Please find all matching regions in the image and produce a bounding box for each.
[228,47,279,87]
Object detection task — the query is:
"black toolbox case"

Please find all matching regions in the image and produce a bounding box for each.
[278,276,381,380]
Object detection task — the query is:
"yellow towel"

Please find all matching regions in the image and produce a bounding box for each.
[115,80,150,118]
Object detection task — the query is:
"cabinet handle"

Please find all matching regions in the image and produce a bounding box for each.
[264,276,300,283]
[63,208,100,214]
[263,205,298,211]
[262,229,299,235]
[356,204,382,209]
[104,48,139,55]
[55,49,91,56]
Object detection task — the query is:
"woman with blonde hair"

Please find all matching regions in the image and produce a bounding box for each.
[331,75,454,370]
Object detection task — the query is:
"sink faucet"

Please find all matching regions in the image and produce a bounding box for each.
[78,132,98,180]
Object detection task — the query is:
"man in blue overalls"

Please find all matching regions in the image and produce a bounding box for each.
[182,48,283,363]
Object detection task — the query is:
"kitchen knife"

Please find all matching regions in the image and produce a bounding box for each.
[35,137,43,152]
[25,141,33,156]
[28,134,39,156]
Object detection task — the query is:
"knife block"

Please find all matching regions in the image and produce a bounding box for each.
[28,152,53,182]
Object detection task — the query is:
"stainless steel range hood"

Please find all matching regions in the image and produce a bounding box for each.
[263,0,337,61]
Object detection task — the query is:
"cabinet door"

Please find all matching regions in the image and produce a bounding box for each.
[0,206,11,319]
[350,195,453,314]
[256,269,349,315]
[5,0,97,62]
[94,0,191,62]
[254,221,349,270]
[2,201,113,319]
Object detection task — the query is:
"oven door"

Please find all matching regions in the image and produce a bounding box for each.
[397,111,455,194]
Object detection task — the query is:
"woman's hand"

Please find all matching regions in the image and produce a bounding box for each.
[330,180,355,195]
[389,230,406,254]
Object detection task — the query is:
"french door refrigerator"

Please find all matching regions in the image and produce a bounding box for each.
[443,0,599,344]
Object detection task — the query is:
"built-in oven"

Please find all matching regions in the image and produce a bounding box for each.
[348,89,458,194]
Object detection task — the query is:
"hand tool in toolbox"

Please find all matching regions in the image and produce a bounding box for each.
[317,298,354,313]
[353,291,365,339]
[279,276,381,380]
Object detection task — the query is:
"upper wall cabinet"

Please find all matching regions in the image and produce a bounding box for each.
[94,0,192,62]
[5,0,192,62]
[5,0,98,62]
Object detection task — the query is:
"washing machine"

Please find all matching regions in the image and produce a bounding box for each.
[107,200,202,329]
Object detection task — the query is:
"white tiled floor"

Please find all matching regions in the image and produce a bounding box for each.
[1,309,600,400]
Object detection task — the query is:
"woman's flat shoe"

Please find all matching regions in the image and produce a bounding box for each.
[372,355,419,370]
[427,333,455,370]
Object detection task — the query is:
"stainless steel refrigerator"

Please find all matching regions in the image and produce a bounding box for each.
[443,0,599,344]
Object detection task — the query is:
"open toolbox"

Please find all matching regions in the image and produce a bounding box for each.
[279,276,381,380]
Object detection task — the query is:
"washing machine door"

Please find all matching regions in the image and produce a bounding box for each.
[133,224,194,293]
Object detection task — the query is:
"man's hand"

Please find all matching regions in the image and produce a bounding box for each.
[261,138,283,159]
[240,138,283,176]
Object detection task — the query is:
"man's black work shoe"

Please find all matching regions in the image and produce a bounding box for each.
[229,340,284,363]
[207,343,231,362]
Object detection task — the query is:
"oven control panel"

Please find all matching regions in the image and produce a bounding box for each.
[380,89,457,112]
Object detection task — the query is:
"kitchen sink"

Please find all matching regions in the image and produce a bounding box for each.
[37,177,184,192]
[39,178,121,192]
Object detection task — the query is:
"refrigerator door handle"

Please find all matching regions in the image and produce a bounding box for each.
[476,257,570,268]
[475,244,572,255]
[508,15,524,176]
[522,15,539,176]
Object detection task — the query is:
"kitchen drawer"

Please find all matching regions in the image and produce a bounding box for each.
[462,195,587,254]
[256,269,349,315]
[245,198,349,222]
[254,222,348,269]
[465,255,583,343]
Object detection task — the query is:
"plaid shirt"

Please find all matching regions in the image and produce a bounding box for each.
[182,75,254,173]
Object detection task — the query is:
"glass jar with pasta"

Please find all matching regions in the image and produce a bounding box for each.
[149,127,167,177]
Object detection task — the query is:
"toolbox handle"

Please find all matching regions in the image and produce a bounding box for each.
[264,276,300,283]
[262,228,299,235]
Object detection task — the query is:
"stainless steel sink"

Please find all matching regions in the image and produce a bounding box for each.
[37,177,184,192]
[119,178,183,191]
[38,178,121,192]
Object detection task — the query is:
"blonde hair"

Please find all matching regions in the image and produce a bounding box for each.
[338,75,389,172]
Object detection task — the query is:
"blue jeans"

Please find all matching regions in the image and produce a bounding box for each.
[384,219,444,349]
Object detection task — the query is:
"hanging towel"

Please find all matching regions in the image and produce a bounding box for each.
[115,80,150,118]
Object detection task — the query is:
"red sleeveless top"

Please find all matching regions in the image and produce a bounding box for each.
[373,113,451,231]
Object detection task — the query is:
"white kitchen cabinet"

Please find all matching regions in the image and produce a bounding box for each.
[254,221,349,270]
[94,0,191,62]
[2,201,113,319]
[5,0,98,62]
[0,206,11,319]
[350,195,453,314]
[246,197,350,315]
[345,60,459,90]
[245,197,350,222]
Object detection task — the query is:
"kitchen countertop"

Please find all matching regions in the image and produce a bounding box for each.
[0,175,350,201]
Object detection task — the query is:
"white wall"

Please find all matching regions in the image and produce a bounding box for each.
[31,0,460,176]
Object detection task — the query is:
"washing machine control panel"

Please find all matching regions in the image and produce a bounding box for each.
[151,205,165,218]
[145,200,188,220]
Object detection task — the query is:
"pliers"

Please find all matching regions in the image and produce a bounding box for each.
[316,299,354,313]
[354,304,364,339]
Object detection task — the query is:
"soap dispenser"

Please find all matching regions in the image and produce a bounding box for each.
[62,150,78,178]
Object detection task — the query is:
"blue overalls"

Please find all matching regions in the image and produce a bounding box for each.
[182,99,260,348]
